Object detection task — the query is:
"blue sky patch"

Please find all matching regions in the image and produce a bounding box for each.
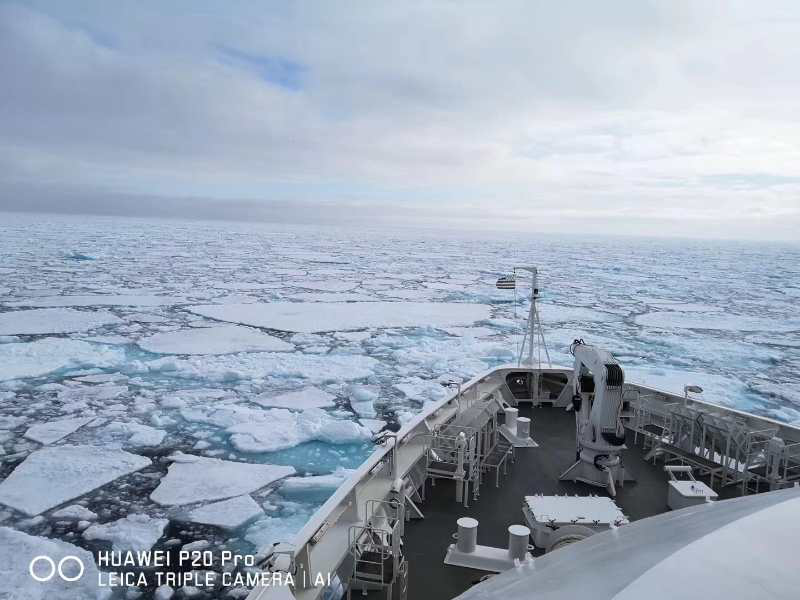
[217,45,307,91]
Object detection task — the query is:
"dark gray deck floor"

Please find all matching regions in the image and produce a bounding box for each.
[398,403,720,599]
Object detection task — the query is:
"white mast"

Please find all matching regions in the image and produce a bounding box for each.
[515,266,551,370]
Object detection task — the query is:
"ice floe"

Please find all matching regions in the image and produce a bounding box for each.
[0,339,125,381]
[0,527,101,600]
[138,324,293,355]
[181,494,263,530]
[24,416,94,445]
[83,513,168,551]
[253,387,336,410]
[0,445,150,516]
[293,280,358,292]
[0,308,120,335]
[226,408,372,453]
[6,295,182,307]
[188,301,490,333]
[51,504,97,520]
[636,311,800,332]
[150,453,295,506]
[281,467,355,493]
[144,351,379,385]
[244,503,315,550]
[103,421,167,447]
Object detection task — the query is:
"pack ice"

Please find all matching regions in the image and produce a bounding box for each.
[225,407,373,453]
[0,308,120,335]
[7,294,182,307]
[181,494,264,530]
[138,324,293,355]
[150,453,295,506]
[0,527,101,600]
[0,445,150,516]
[83,513,169,552]
[254,387,336,410]
[188,301,491,332]
[24,416,94,445]
[0,338,125,381]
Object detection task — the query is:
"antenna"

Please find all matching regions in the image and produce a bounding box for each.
[514,267,551,370]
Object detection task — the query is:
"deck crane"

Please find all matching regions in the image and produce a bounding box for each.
[559,339,629,496]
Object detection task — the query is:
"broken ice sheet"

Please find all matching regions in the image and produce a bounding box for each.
[188,301,491,333]
[253,386,336,410]
[0,527,101,600]
[24,416,94,445]
[0,307,121,335]
[180,494,264,530]
[150,453,295,506]
[0,339,125,381]
[0,445,150,516]
[83,513,168,552]
[137,324,293,355]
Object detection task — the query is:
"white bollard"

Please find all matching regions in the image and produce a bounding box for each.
[516,416,530,440]
[504,407,518,432]
[507,524,530,560]
[456,517,478,553]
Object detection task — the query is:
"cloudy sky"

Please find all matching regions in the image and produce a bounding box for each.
[1,1,799,239]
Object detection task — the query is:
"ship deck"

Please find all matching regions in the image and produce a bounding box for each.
[399,402,742,600]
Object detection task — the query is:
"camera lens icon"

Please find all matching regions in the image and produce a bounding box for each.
[29,555,85,582]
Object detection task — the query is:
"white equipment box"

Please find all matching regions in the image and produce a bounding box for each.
[523,494,629,549]
[664,465,718,510]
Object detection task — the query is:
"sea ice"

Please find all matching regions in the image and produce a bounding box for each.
[150,453,295,506]
[335,331,373,342]
[227,408,372,453]
[24,416,94,445]
[0,445,151,516]
[103,421,167,447]
[83,513,168,552]
[0,339,125,381]
[0,308,121,335]
[635,311,800,332]
[244,504,315,550]
[51,504,97,520]
[360,419,387,433]
[0,527,100,600]
[6,295,183,307]
[281,467,355,493]
[348,385,379,417]
[181,495,263,530]
[138,325,293,355]
[148,351,379,385]
[253,387,336,410]
[292,280,358,292]
[290,292,375,302]
[188,301,491,333]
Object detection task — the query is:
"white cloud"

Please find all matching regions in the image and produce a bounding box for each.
[1,1,799,239]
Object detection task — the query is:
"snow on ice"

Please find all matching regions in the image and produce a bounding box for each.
[83,513,168,552]
[188,301,491,333]
[0,527,101,600]
[0,339,125,381]
[150,453,295,506]
[138,324,293,355]
[181,494,263,530]
[0,445,150,516]
[226,407,372,453]
[0,308,120,335]
[253,387,336,410]
[281,467,356,493]
[24,416,94,445]
[6,295,183,307]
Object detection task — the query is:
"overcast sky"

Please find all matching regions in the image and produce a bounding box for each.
[1,1,799,239]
